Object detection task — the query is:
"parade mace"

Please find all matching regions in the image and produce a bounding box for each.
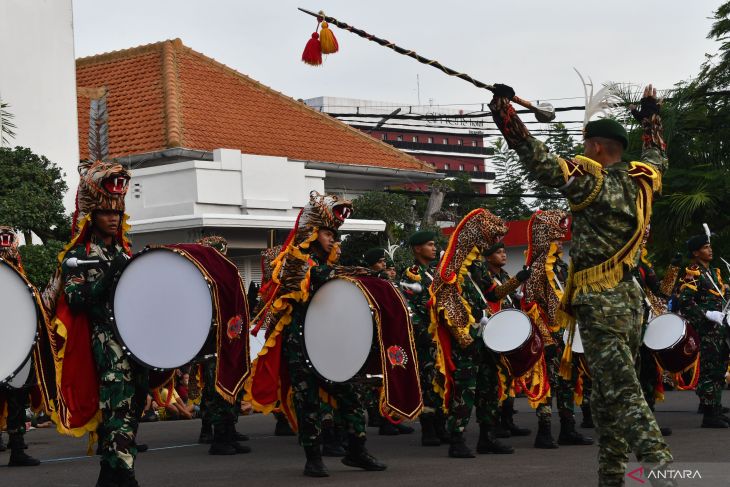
[298,7,556,123]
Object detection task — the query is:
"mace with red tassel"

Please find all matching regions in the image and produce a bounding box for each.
[298,7,555,122]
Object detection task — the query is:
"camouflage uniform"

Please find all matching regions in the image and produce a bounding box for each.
[677,265,730,412]
[490,92,673,485]
[62,238,147,474]
[200,361,238,431]
[284,254,366,448]
[400,261,441,413]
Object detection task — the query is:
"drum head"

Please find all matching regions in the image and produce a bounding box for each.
[563,324,585,354]
[483,309,532,352]
[304,279,373,382]
[0,261,37,383]
[113,250,213,369]
[249,332,266,362]
[7,356,32,389]
[643,313,686,351]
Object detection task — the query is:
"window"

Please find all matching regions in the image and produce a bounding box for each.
[427,137,434,144]
[444,163,450,170]
[381,133,387,140]
[457,139,463,145]
[442,138,448,144]
[459,164,464,171]
[412,136,418,143]
[396,135,403,142]
[472,166,478,172]
[471,140,477,147]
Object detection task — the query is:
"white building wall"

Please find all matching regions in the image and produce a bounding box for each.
[0,0,79,210]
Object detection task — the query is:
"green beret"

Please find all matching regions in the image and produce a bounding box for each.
[484,241,505,257]
[364,248,386,266]
[584,118,628,149]
[686,234,709,256]
[408,230,436,246]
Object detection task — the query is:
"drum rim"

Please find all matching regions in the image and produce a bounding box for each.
[0,258,40,385]
[482,308,533,353]
[302,277,377,384]
[643,312,687,351]
[110,246,215,371]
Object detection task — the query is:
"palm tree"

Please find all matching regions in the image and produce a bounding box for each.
[0,98,17,146]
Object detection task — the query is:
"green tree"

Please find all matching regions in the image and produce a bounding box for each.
[0,146,69,244]
[18,240,65,289]
[0,98,17,146]
[489,138,532,220]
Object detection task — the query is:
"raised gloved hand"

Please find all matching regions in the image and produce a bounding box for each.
[705,310,726,325]
[516,266,532,283]
[492,83,516,100]
[670,252,682,267]
[630,85,661,121]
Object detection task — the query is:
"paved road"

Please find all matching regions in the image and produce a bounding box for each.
[1,391,728,486]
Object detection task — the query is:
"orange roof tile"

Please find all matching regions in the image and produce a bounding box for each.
[76,39,434,173]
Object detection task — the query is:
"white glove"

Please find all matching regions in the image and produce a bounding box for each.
[479,316,490,328]
[705,310,725,325]
[400,281,422,294]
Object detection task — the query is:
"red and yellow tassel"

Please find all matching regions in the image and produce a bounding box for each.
[301,14,340,66]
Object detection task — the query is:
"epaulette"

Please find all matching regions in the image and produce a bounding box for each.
[684,265,700,277]
[628,161,662,193]
[405,265,421,282]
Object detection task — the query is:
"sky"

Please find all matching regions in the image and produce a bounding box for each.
[72,0,723,119]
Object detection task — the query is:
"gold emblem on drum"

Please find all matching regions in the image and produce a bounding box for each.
[684,337,697,356]
[387,345,408,369]
[227,315,244,340]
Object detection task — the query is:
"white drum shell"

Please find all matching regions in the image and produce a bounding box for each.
[0,261,38,384]
[483,309,532,353]
[643,313,686,351]
[113,250,214,369]
[304,279,374,383]
[7,357,32,389]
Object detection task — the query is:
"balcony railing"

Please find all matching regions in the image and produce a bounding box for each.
[384,140,494,155]
[443,169,495,180]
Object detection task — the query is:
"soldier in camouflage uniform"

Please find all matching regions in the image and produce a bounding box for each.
[195,235,251,455]
[481,242,532,439]
[61,209,148,487]
[399,231,448,446]
[677,234,730,428]
[0,227,41,467]
[489,84,674,486]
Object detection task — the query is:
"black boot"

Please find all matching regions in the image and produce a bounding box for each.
[534,419,558,449]
[378,420,399,436]
[502,405,531,436]
[580,404,594,428]
[702,405,729,428]
[494,407,511,438]
[7,433,40,467]
[448,432,475,458]
[321,421,346,457]
[208,424,236,455]
[118,469,140,487]
[342,435,387,470]
[274,416,295,436]
[304,445,329,477]
[659,426,672,436]
[232,423,249,442]
[227,422,251,454]
[434,411,450,444]
[558,415,594,445]
[396,422,415,434]
[0,433,5,452]
[198,420,213,444]
[476,423,514,454]
[135,443,148,453]
[95,463,119,487]
[367,408,381,428]
[419,413,441,446]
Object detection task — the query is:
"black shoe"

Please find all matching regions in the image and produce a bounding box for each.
[501,407,531,437]
[135,443,148,453]
[558,416,594,445]
[208,425,236,455]
[7,434,40,467]
[274,417,295,436]
[419,413,441,446]
[198,422,213,444]
[434,411,450,444]
[227,423,251,454]
[378,421,399,436]
[322,421,346,457]
[118,469,140,487]
[702,405,730,428]
[476,424,514,454]
[396,423,415,434]
[494,422,511,439]
[304,445,329,477]
[659,426,672,436]
[723,406,730,414]
[232,424,249,442]
[341,435,387,471]
[534,420,558,449]
[448,432,475,458]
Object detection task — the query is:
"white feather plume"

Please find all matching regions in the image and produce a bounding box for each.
[384,239,400,261]
[574,68,622,127]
